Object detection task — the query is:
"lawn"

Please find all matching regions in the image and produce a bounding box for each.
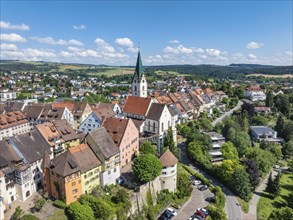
[87,67,134,76]
[48,209,68,220]
[257,173,293,220]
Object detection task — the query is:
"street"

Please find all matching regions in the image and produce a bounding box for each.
[178,141,243,220]
[212,100,243,127]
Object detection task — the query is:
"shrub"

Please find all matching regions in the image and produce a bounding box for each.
[20,214,40,220]
[33,198,46,212]
[53,200,67,209]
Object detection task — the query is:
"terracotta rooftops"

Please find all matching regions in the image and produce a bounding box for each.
[87,127,120,159]
[52,119,77,142]
[92,107,116,121]
[69,143,102,173]
[246,85,262,91]
[0,111,28,130]
[102,118,131,146]
[123,96,152,116]
[159,149,178,167]
[52,101,89,117]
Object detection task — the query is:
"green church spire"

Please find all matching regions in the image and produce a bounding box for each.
[135,50,143,79]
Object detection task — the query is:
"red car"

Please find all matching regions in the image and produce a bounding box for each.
[196,210,206,219]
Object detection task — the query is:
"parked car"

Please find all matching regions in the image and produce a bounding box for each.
[205,196,215,202]
[166,207,177,216]
[193,180,202,186]
[197,208,209,216]
[191,213,204,220]
[199,185,208,191]
[196,209,206,218]
[116,177,124,185]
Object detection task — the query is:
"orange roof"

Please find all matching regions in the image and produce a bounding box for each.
[159,149,178,167]
[102,118,130,146]
[0,111,29,130]
[123,96,152,116]
[194,88,203,95]
[52,101,75,112]
[36,122,62,146]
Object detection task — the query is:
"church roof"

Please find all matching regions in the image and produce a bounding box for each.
[134,51,143,80]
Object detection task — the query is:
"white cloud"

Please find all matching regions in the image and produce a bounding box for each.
[0,21,30,31]
[0,48,57,61]
[128,47,138,53]
[60,51,75,58]
[169,40,180,44]
[94,38,115,53]
[68,39,84,47]
[73,24,86,30]
[31,36,84,46]
[115,38,134,47]
[246,41,264,49]
[0,33,27,43]
[164,45,193,54]
[67,46,80,52]
[248,53,257,60]
[0,43,18,51]
[206,48,221,56]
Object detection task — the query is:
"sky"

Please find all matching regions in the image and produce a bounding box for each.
[0,1,292,66]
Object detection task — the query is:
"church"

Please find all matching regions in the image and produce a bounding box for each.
[131,51,148,98]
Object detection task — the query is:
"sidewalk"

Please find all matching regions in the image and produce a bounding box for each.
[244,170,277,220]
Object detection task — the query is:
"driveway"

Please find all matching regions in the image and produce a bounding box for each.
[212,100,243,126]
[174,186,212,220]
[178,140,243,220]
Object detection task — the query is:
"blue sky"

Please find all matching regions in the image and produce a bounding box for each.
[0,1,292,66]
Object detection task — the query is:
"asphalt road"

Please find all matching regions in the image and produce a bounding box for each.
[212,100,243,127]
[178,141,243,220]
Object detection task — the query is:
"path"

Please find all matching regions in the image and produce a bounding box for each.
[212,100,243,126]
[244,170,277,220]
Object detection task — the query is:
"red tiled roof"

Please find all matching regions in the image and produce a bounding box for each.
[159,149,178,167]
[123,96,152,116]
[102,118,129,146]
[0,111,29,130]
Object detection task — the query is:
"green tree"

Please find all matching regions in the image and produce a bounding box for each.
[212,187,226,209]
[245,147,275,177]
[266,90,274,107]
[33,197,46,212]
[112,189,131,212]
[232,132,251,157]
[274,94,290,115]
[271,173,281,198]
[251,115,269,126]
[266,172,274,193]
[66,202,95,220]
[283,139,293,158]
[288,158,293,172]
[176,169,192,199]
[244,159,260,188]
[232,167,252,201]
[221,142,239,160]
[164,127,179,158]
[260,142,283,160]
[187,141,211,166]
[226,127,236,141]
[275,116,285,135]
[140,141,157,155]
[207,205,228,220]
[132,154,162,183]
[269,207,293,220]
[11,206,24,220]
[79,195,114,220]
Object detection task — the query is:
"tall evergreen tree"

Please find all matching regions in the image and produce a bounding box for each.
[266,90,274,107]
[164,127,180,158]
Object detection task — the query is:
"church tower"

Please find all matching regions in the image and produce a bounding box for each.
[132,51,147,98]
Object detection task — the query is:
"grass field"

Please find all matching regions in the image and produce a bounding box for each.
[87,67,134,76]
[58,65,88,71]
[257,173,293,220]
[48,209,68,220]
[247,73,293,78]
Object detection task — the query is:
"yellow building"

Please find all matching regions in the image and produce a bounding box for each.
[43,151,83,205]
[69,144,102,194]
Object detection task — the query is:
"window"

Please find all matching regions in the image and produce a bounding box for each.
[108,170,111,175]
[72,182,76,186]
[162,172,167,175]
[161,122,164,132]
[148,121,150,130]
[114,168,117,172]
[153,122,155,132]
[72,189,78,194]
[134,86,137,91]
[142,86,145,91]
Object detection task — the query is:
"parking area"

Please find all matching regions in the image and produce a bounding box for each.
[174,185,213,220]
